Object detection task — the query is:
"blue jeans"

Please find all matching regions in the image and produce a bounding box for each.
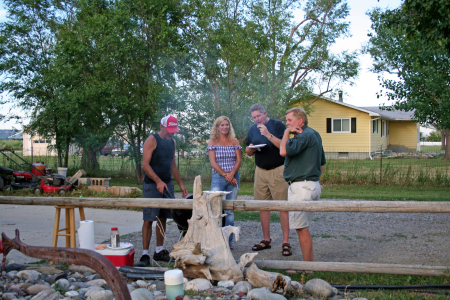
[211,172,240,246]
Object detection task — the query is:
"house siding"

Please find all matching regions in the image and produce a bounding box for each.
[22,133,54,156]
[370,120,389,153]
[389,121,418,150]
[308,99,372,154]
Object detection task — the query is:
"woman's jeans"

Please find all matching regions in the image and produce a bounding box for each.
[211,171,240,246]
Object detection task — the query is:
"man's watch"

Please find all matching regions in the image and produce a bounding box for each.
[269,134,273,140]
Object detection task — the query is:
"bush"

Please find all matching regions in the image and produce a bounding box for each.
[427,131,442,141]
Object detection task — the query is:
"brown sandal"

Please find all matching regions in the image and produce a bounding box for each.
[282,243,292,256]
[252,239,272,251]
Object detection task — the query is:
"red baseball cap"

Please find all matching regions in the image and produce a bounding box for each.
[161,115,179,133]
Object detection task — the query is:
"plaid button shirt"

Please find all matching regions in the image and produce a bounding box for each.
[206,145,242,173]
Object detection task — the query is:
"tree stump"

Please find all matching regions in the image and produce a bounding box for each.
[170,175,244,282]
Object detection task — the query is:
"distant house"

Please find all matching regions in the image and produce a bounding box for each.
[22,133,79,156]
[303,97,419,159]
[22,133,55,156]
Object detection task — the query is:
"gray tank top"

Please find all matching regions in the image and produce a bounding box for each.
[144,134,175,184]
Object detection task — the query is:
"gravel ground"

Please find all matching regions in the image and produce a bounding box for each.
[122,195,450,268]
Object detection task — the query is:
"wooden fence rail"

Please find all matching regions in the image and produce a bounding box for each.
[1,195,449,277]
[1,196,450,213]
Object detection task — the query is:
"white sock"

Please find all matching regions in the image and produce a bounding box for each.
[155,246,164,253]
[142,250,149,256]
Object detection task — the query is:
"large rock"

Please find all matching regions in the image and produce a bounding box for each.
[130,288,154,300]
[68,265,96,274]
[6,271,18,279]
[86,290,114,300]
[248,287,287,300]
[55,278,70,290]
[3,263,23,272]
[26,284,52,295]
[84,285,105,297]
[2,293,18,300]
[286,281,303,294]
[86,279,107,287]
[136,280,151,288]
[65,291,80,297]
[184,279,213,291]
[217,280,234,288]
[304,278,333,298]
[26,266,64,275]
[232,281,253,294]
[30,289,61,300]
[16,270,41,281]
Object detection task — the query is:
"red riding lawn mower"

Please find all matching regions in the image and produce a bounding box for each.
[0,149,73,195]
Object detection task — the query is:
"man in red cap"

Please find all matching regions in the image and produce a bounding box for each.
[138,115,188,266]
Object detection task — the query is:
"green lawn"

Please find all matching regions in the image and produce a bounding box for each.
[110,178,450,201]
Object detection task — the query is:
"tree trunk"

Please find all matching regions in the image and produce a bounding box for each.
[64,137,70,168]
[441,130,446,150]
[444,129,449,160]
[135,162,144,185]
[81,148,99,170]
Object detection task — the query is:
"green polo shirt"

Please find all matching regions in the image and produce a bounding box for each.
[283,125,326,182]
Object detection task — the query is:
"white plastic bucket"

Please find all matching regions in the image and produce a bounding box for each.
[164,269,184,300]
[57,167,68,177]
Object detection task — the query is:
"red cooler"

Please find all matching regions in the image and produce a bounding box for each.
[95,243,135,267]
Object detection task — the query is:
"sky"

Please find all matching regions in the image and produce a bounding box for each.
[0,0,402,130]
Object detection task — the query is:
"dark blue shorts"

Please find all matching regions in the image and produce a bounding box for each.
[142,181,174,221]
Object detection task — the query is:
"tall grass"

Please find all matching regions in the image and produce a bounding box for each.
[1,150,449,187]
[0,140,23,150]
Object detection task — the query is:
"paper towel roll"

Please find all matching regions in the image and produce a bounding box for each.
[78,220,95,250]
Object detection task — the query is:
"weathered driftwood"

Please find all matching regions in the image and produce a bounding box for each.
[2,196,450,213]
[244,262,291,295]
[253,260,450,277]
[169,176,244,283]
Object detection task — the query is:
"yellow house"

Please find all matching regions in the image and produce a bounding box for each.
[306,98,419,159]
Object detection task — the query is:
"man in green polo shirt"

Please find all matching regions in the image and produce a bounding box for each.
[280,107,326,265]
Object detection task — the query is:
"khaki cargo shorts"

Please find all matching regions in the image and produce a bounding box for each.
[288,181,322,229]
[254,165,288,201]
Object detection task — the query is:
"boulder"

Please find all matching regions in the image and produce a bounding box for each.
[304,278,333,298]
[184,278,213,291]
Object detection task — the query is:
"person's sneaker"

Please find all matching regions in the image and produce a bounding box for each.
[153,249,171,262]
[137,254,150,267]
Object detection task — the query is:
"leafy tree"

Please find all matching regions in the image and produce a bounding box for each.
[366,1,450,159]
[53,0,185,181]
[181,0,359,139]
[0,0,76,167]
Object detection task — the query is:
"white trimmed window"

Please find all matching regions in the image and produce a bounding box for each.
[332,118,351,133]
[373,119,379,133]
[381,120,387,137]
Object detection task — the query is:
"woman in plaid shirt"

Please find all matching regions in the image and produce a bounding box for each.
[207,116,242,248]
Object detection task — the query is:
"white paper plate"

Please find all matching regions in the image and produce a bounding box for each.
[107,242,133,250]
[203,191,232,194]
[247,144,266,149]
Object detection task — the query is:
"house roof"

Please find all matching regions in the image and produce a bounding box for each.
[360,106,415,121]
[320,97,415,121]
[321,98,381,117]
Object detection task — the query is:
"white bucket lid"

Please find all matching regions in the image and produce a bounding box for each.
[164,269,184,285]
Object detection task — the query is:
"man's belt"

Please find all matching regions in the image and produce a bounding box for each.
[287,179,308,185]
